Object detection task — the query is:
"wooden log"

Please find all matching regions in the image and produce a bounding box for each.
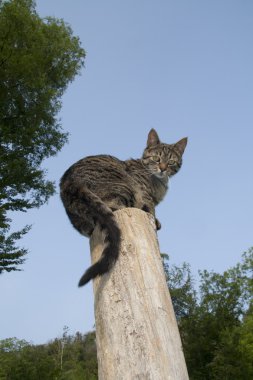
[90,208,189,380]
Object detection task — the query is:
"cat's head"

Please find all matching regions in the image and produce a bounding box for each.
[142,129,187,180]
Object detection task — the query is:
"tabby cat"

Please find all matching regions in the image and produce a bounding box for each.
[60,129,187,286]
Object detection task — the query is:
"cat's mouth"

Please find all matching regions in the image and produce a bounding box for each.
[153,171,169,182]
[158,169,168,176]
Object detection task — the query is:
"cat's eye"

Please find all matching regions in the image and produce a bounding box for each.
[168,159,176,165]
[152,156,160,162]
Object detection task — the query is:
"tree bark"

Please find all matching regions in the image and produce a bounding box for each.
[90,208,189,380]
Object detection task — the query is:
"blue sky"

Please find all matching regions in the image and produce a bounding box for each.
[1,0,253,344]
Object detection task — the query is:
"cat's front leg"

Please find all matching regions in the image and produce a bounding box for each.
[141,205,161,231]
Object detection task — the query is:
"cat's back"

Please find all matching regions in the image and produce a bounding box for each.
[60,154,127,187]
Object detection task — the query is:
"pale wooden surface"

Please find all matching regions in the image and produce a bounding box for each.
[90,208,189,380]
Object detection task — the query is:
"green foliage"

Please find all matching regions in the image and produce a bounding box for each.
[0,331,98,380]
[0,0,85,272]
[0,224,30,272]
[164,247,253,380]
[162,253,197,319]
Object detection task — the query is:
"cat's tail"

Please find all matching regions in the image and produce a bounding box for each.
[76,187,121,287]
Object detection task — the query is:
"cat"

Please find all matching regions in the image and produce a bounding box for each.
[60,129,187,286]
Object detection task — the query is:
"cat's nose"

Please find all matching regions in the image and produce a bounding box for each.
[159,162,167,172]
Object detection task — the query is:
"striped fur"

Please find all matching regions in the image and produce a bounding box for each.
[60,129,187,286]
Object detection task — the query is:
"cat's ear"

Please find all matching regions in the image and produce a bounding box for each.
[147,129,161,147]
[175,137,188,155]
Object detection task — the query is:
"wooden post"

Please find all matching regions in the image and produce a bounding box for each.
[90,208,189,380]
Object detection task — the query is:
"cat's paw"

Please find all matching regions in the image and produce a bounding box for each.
[155,218,161,230]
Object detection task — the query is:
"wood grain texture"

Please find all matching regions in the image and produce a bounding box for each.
[90,208,189,380]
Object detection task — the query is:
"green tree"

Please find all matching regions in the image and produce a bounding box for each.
[0,332,98,380]
[56,328,98,380]
[163,248,253,380]
[162,253,197,320]
[0,0,85,273]
[0,337,59,379]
